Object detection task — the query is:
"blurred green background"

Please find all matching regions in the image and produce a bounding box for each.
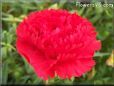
[1,0,114,85]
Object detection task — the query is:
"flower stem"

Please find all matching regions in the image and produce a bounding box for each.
[45,80,49,85]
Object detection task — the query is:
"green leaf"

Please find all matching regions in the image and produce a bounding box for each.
[94,52,110,57]
[49,3,58,10]
[59,0,67,8]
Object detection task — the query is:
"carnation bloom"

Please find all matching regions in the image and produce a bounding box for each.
[16,9,101,80]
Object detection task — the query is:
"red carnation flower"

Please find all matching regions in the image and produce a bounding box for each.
[16,9,101,80]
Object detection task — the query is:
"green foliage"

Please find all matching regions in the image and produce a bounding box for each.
[1,1,114,85]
